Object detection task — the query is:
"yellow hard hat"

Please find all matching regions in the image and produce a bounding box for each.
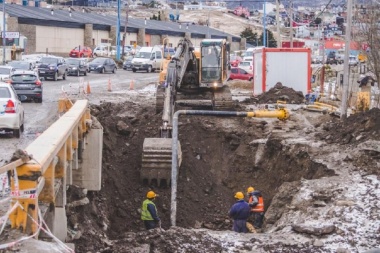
[247,187,255,194]
[147,191,157,199]
[234,192,244,200]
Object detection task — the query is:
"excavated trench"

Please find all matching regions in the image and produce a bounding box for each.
[68,101,336,252]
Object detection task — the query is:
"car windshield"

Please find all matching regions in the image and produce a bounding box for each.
[11,74,37,82]
[245,51,253,57]
[9,61,29,69]
[135,52,151,59]
[0,87,11,98]
[40,58,58,64]
[0,68,11,74]
[66,59,81,65]
[91,58,106,64]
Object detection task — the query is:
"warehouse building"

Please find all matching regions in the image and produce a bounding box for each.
[0,4,244,56]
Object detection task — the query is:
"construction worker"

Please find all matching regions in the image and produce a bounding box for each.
[247,186,264,229]
[228,192,251,233]
[141,191,161,230]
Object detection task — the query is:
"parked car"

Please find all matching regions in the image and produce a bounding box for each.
[0,66,15,82]
[349,55,359,66]
[88,57,117,73]
[311,55,323,64]
[69,46,93,58]
[9,70,43,103]
[7,61,35,71]
[123,55,134,70]
[93,45,109,57]
[37,57,67,81]
[66,58,88,76]
[0,82,25,138]
[229,67,253,81]
[230,55,243,67]
[238,61,253,74]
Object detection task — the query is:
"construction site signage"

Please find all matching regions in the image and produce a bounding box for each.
[1,32,20,39]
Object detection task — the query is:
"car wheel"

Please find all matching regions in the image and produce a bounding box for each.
[63,71,66,80]
[132,68,136,73]
[36,97,42,103]
[249,77,253,81]
[112,67,116,73]
[20,123,24,133]
[147,65,152,73]
[84,71,87,76]
[101,67,105,74]
[53,72,58,81]
[13,128,21,138]
[77,70,80,77]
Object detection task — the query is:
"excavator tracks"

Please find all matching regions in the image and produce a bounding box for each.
[141,138,182,187]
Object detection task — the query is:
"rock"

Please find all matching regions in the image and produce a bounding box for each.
[336,248,351,253]
[313,239,324,247]
[194,220,202,229]
[74,230,82,240]
[203,223,214,229]
[67,197,90,208]
[116,121,131,135]
[196,154,201,160]
[335,200,355,206]
[313,201,327,207]
[292,224,336,236]
[343,155,353,162]
[279,95,289,101]
[274,82,283,89]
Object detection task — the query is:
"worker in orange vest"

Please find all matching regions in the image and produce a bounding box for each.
[247,186,264,229]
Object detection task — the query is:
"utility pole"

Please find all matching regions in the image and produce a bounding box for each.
[289,0,293,48]
[2,2,6,65]
[121,4,129,57]
[263,0,266,47]
[276,0,280,48]
[116,0,121,60]
[320,24,325,97]
[341,0,353,119]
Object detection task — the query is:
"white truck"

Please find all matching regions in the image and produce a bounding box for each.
[131,46,163,73]
[252,48,311,95]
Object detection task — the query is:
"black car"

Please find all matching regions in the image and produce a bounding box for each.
[123,56,134,70]
[66,58,88,76]
[88,57,117,73]
[9,70,43,103]
[37,57,68,81]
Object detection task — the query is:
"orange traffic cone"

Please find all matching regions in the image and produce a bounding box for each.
[86,81,91,94]
[129,79,134,90]
[107,78,112,92]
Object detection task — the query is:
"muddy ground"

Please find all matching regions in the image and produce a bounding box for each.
[63,84,380,252]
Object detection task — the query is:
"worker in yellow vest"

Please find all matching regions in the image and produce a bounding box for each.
[247,186,264,229]
[141,191,161,230]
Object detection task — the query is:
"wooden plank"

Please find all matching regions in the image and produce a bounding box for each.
[0,158,30,174]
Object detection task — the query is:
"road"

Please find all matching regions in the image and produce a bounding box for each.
[0,68,159,167]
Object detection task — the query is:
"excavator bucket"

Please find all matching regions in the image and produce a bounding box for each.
[141,138,182,187]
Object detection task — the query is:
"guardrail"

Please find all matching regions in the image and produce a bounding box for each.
[0,99,98,238]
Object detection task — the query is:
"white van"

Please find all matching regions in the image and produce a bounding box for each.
[243,46,265,62]
[93,44,110,57]
[131,46,163,73]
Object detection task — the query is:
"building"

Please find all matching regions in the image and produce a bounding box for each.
[0,4,243,56]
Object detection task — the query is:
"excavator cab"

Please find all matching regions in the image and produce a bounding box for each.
[200,39,230,87]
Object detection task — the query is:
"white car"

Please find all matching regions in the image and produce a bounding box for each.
[0,82,24,138]
[93,45,110,57]
[349,55,359,66]
[0,66,15,82]
[238,61,253,74]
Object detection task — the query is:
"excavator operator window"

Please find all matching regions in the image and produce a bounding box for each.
[201,45,222,82]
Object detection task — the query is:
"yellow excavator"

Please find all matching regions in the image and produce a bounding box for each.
[141,38,233,186]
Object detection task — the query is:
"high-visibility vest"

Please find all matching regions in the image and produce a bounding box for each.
[249,195,264,213]
[141,199,156,221]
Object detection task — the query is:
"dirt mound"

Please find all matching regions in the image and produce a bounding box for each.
[252,83,305,104]
[320,108,380,145]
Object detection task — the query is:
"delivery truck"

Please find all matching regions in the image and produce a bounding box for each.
[252,48,311,95]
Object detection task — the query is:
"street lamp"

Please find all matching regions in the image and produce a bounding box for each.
[263,0,266,47]
[2,2,6,65]
[116,0,121,60]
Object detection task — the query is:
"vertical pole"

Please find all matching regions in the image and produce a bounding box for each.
[116,0,121,60]
[263,0,266,47]
[2,2,5,65]
[122,4,129,57]
[341,0,353,119]
[289,0,293,48]
[320,25,325,97]
[276,0,280,48]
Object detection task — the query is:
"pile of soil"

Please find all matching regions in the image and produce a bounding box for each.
[252,83,305,104]
[320,108,380,145]
[66,100,338,252]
